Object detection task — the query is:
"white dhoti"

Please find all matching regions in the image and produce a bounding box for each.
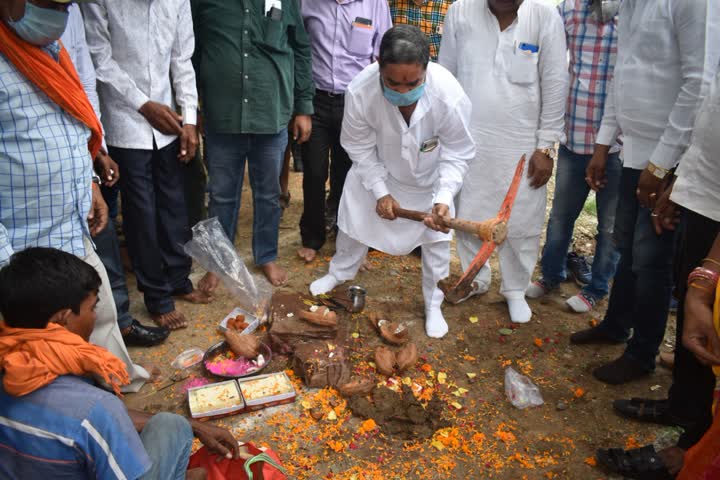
[83,238,149,392]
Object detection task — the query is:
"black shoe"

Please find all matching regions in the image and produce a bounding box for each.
[596,445,673,480]
[122,320,170,347]
[566,252,592,286]
[613,398,681,426]
[570,325,627,345]
[593,355,654,385]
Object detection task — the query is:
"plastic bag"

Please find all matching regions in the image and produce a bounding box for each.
[504,367,544,409]
[183,218,272,318]
[187,444,287,480]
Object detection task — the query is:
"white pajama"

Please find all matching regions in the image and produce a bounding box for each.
[329,230,449,313]
[457,232,541,299]
[83,238,149,392]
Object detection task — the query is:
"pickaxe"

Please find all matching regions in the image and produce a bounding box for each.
[394,155,526,303]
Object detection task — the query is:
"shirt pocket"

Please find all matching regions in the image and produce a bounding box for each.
[347,24,374,57]
[259,15,288,50]
[508,50,539,85]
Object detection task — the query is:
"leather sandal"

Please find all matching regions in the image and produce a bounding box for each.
[596,445,673,480]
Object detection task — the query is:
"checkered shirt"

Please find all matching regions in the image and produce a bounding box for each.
[0,45,93,266]
[389,0,455,61]
[559,0,618,154]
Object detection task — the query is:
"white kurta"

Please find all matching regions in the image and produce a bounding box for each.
[439,0,567,298]
[337,62,476,255]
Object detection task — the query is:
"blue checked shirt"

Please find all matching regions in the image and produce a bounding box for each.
[0,44,93,266]
[559,0,618,155]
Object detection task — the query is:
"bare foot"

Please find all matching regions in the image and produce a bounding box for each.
[198,272,220,295]
[261,262,287,286]
[175,288,214,304]
[297,247,317,263]
[186,467,208,480]
[658,446,685,475]
[359,258,373,272]
[150,310,188,330]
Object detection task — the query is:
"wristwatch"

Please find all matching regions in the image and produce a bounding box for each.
[92,174,102,186]
[647,162,670,180]
[538,147,558,160]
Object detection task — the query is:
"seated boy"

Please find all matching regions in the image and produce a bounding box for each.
[0,247,239,479]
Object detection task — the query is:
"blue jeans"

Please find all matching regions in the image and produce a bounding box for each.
[139,413,194,480]
[597,167,677,368]
[93,218,133,330]
[206,130,288,265]
[541,145,622,298]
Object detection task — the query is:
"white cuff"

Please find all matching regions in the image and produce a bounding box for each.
[650,142,683,170]
[370,181,390,200]
[432,189,453,207]
[182,106,198,126]
[128,88,150,112]
[596,124,620,146]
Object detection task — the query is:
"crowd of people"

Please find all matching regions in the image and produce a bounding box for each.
[0,0,719,477]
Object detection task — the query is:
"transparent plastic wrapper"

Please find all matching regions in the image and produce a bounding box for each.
[184,218,272,319]
[504,367,544,409]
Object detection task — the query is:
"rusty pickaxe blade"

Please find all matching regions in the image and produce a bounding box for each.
[440,155,526,304]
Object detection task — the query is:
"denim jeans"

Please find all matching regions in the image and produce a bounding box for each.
[206,129,288,265]
[93,218,133,330]
[300,92,352,250]
[597,167,677,368]
[541,145,622,298]
[139,413,194,480]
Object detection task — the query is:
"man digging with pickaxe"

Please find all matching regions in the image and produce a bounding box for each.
[310,26,522,339]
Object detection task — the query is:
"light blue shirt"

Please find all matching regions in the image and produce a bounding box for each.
[0,41,93,266]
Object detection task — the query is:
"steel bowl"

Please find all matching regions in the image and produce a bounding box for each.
[347,285,367,313]
[202,341,272,379]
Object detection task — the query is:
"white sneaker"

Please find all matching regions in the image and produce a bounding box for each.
[525,279,555,299]
[450,281,489,304]
[565,293,596,313]
[310,274,341,296]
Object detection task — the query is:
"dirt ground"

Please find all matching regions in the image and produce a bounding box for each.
[123,171,679,479]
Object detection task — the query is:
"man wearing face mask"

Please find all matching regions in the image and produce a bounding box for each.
[439,0,568,324]
[310,25,475,339]
[526,0,620,314]
[0,0,150,391]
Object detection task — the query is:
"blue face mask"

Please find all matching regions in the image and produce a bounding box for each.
[7,2,69,47]
[382,81,426,107]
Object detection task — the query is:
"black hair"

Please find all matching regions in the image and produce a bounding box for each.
[378,25,430,69]
[0,247,101,329]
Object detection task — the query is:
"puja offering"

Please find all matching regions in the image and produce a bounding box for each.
[292,341,350,388]
[224,330,261,358]
[188,380,245,418]
[237,372,296,411]
[203,341,271,379]
[219,307,260,334]
[171,348,205,369]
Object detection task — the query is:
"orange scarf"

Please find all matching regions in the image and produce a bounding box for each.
[0,323,129,396]
[0,22,103,159]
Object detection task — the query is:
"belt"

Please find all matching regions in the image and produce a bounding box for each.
[316,89,344,98]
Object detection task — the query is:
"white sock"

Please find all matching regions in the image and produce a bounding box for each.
[310,274,340,296]
[506,297,532,324]
[425,308,449,338]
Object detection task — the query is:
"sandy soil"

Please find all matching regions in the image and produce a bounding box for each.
[123,171,678,479]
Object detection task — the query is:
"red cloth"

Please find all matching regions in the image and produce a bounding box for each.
[188,444,287,480]
[0,22,103,159]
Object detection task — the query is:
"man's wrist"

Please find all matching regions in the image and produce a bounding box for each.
[647,162,670,180]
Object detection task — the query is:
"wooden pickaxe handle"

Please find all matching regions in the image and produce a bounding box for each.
[394,208,508,244]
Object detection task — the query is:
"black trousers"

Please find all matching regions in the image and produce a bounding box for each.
[669,209,720,449]
[300,91,352,250]
[110,140,193,314]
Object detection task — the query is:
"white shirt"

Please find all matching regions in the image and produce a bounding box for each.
[596,0,720,170]
[439,0,567,237]
[671,67,720,222]
[81,0,198,150]
[61,4,107,152]
[439,0,567,151]
[337,62,475,254]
